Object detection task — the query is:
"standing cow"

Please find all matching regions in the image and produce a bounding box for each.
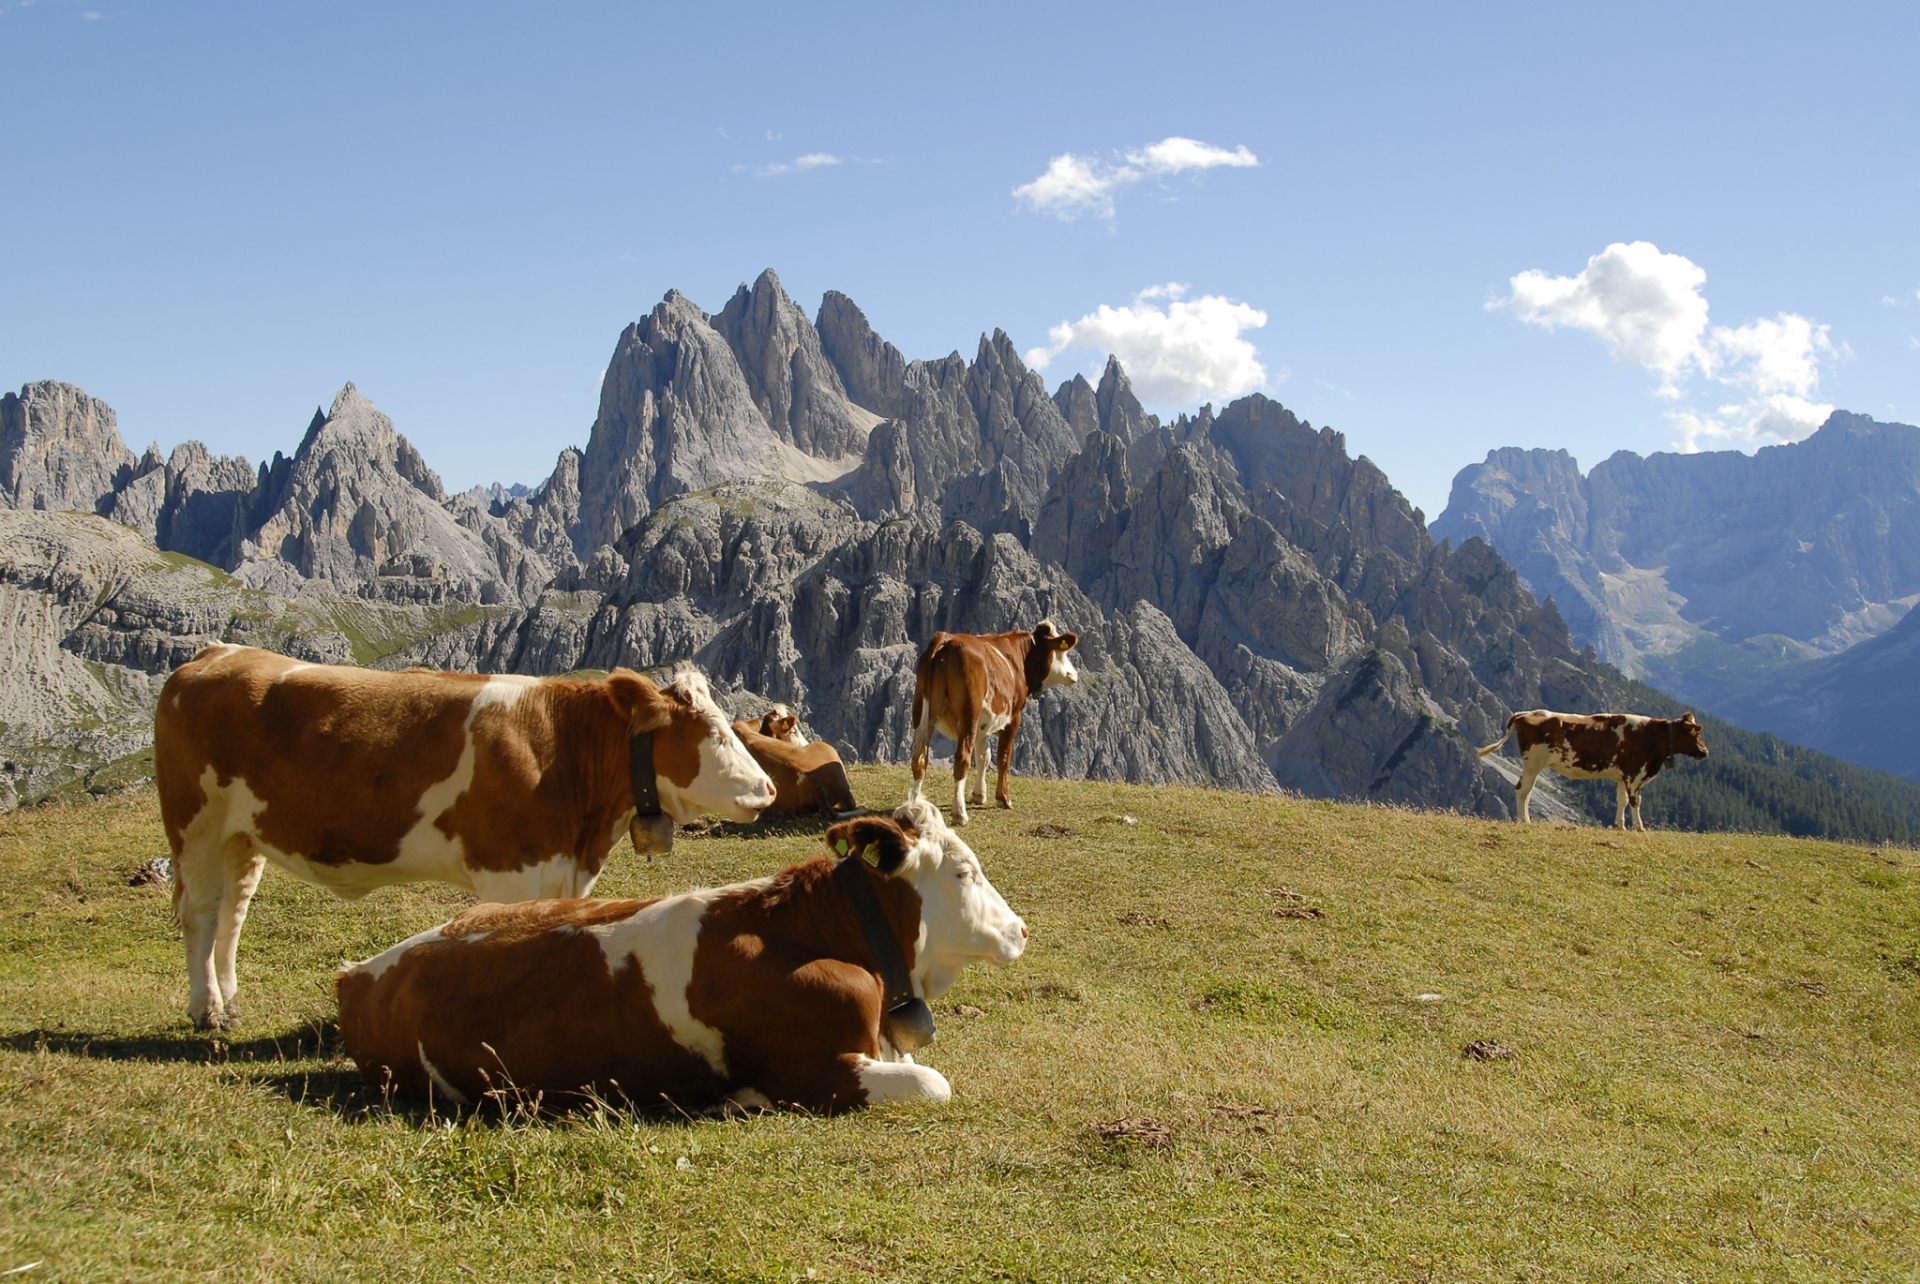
[1478,709,1709,830]
[155,644,775,1029]
[335,797,1028,1114]
[909,619,1079,825]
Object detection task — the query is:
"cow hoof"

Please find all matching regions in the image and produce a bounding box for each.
[996,799,1012,810]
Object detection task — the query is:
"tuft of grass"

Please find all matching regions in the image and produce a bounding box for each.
[1,769,1917,1280]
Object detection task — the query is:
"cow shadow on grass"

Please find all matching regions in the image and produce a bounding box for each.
[677,810,868,843]
[2,1024,719,1129]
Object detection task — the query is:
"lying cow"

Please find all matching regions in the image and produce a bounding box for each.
[1478,709,1708,830]
[731,712,859,816]
[335,797,1027,1114]
[155,644,775,1030]
[909,619,1079,825]
[746,704,806,746]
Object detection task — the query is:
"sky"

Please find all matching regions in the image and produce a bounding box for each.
[2,1,1916,520]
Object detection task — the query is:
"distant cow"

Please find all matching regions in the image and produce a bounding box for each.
[1478,709,1709,830]
[745,704,806,746]
[909,620,1079,825]
[731,714,859,816]
[155,644,776,1030]
[336,797,1028,1114]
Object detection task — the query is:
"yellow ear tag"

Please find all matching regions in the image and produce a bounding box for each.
[835,838,851,857]
[860,842,881,868]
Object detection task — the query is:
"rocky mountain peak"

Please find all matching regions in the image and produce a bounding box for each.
[816,289,910,418]
[710,269,874,460]
[1,380,137,514]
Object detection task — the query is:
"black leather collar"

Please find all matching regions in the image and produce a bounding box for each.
[629,730,661,816]
[833,854,936,1052]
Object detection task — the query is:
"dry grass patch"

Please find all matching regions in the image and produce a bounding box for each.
[1,770,1917,1280]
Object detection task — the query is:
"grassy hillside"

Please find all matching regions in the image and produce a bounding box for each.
[1569,674,1920,843]
[2,769,1916,1281]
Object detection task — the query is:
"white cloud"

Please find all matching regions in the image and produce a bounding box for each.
[757,152,841,178]
[1025,283,1270,404]
[1013,135,1259,221]
[1497,240,1843,452]
[1499,241,1710,392]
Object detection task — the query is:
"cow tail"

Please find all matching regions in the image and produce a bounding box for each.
[1476,714,1518,758]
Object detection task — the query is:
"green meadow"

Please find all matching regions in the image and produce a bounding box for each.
[2,767,1915,1281]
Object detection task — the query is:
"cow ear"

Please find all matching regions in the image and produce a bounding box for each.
[606,669,673,732]
[826,818,910,874]
[1055,630,1079,652]
[1681,711,1698,724]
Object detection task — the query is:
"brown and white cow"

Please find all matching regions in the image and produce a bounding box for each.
[335,797,1027,1114]
[730,715,860,817]
[742,704,807,746]
[155,644,776,1029]
[908,620,1079,825]
[1478,709,1709,830]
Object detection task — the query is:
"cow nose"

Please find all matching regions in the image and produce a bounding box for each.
[1019,923,1029,940]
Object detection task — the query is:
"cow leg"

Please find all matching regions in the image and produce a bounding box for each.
[176,831,242,1030]
[1514,761,1544,823]
[951,730,974,826]
[907,699,935,803]
[1629,790,1647,833]
[1613,780,1630,831]
[850,1052,952,1105]
[212,845,267,1022]
[994,713,1021,810]
[970,717,993,807]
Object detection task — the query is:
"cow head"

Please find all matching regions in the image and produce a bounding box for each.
[1029,619,1080,690]
[825,797,1027,1000]
[609,665,776,823]
[758,704,807,746]
[1673,712,1709,759]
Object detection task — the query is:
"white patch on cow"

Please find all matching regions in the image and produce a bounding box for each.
[387,675,541,882]
[728,1087,774,1112]
[418,1042,471,1106]
[889,798,1027,1001]
[656,668,775,823]
[273,663,314,681]
[344,924,448,983]
[854,1054,952,1104]
[582,879,773,1077]
[1043,646,1079,687]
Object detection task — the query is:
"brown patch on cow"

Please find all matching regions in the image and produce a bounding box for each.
[336,897,725,1108]
[1091,1116,1174,1146]
[340,848,934,1115]
[682,856,925,1112]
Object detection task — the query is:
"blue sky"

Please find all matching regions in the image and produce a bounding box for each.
[3,1,1915,519]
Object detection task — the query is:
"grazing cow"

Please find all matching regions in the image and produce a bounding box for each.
[335,797,1028,1114]
[155,644,776,1030]
[909,619,1079,825]
[1478,709,1709,830]
[730,716,860,817]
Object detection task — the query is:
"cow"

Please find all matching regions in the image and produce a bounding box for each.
[335,797,1028,1114]
[155,643,776,1030]
[730,715,860,817]
[743,704,806,746]
[908,619,1079,825]
[1477,709,1709,830]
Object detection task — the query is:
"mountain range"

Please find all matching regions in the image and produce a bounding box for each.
[6,268,1915,835]
[1435,414,1920,778]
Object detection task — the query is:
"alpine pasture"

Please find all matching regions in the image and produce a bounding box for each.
[2,767,1915,1281]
